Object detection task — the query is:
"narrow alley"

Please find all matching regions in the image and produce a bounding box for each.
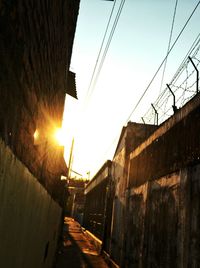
[54,218,109,268]
[1,1,200,268]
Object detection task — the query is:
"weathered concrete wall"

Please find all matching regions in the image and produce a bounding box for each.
[184,164,200,268]
[142,174,180,268]
[83,123,158,265]
[84,161,112,241]
[125,94,200,267]
[129,94,200,188]
[84,178,109,240]
[110,122,157,266]
[126,166,200,268]
[0,139,62,268]
[126,183,148,267]
[126,173,180,268]
[110,147,126,265]
[83,95,200,267]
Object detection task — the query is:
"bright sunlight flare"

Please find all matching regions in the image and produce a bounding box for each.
[54,128,65,146]
[33,129,39,141]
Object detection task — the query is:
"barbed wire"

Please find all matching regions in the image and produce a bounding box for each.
[141,35,200,125]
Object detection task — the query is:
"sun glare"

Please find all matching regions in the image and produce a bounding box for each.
[33,129,39,140]
[54,128,65,146]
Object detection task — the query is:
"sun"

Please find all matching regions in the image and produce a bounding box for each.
[54,128,65,146]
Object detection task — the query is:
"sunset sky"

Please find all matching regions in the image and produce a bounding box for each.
[62,0,200,179]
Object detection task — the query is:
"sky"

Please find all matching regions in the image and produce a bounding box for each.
[61,0,200,179]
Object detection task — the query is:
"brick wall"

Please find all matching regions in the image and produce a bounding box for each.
[0,0,80,198]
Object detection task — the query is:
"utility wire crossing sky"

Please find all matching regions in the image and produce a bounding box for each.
[60,0,200,179]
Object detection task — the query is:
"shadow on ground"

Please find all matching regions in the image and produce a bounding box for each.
[54,217,108,268]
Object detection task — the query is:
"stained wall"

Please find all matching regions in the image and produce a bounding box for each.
[0,139,62,268]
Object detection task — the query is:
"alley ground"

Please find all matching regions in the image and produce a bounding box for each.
[54,217,109,268]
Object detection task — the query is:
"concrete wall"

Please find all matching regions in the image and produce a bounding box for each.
[126,183,148,267]
[83,95,200,267]
[126,173,179,268]
[110,122,157,266]
[83,123,157,265]
[0,139,62,268]
[84,161,112,241]
[129,94,200,188]
[125,165,200,268]
[125,94,200,267]
[110,146,126,265]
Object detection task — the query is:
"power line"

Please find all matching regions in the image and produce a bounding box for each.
[142,33,200,124]
[171,33,200,85]
[101,33,200,163]
[159,0,178,93]
[82,1,200,177]
[88,1,200,170]
[85,0,117,101]
[155,33,200,106]
[90,0,126,96]
[86,0,126,104]
[96,3,200,167]
[126,0,200,123]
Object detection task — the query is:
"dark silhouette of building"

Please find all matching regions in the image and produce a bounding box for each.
[0,0,80,204]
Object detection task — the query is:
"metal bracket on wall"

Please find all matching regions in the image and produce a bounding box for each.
[188,56,199,94]
[151,104,158,125]
[167,84,177,114]
[141,117,145,124]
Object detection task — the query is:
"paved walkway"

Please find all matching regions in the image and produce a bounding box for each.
[54,217,109,268]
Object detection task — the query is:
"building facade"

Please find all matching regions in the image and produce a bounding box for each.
[0,1,80,267]
[0,0,80,202]
[84,160,112,246]
[84,94,200,267]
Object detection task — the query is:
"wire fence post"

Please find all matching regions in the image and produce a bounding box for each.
[151,104,158,125]
[188,56,199,94]
[167,84,177,113]
[141,117,145,124]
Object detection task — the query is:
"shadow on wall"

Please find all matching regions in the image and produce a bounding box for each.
[0,139,62,268]
[143,182,178,268]
[125,172,180,268]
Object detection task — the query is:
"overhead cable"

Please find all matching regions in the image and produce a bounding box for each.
[86,0,126,103]
[90,0,126,95]
[126,0,200,123]
[85,0,117,101]
[159,0,178,93]
[96,4,200,170]
[142,33,200,124]
[155,33,200,106]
